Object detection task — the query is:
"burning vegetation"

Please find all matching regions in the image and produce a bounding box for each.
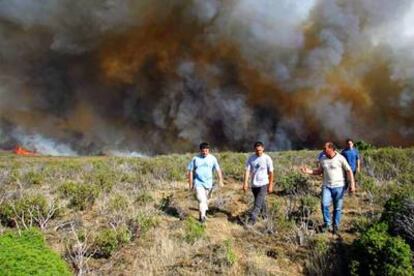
[13,145,37,156]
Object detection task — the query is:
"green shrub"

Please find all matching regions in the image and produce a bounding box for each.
[278,172,310,195]
[351,216,376,234]
[109,194,129,212]
[355,140,375,151]
[382,193,414,249]
[184,217,205,244]
[93,226,131,258]
[305,235,333,276]
[299,195,319,218]
[24,171,44,186]
[59,182,100,211]
[0,228,71,275]
[350,222,413,276]
[0,194,50,227]
[135,211,158,237]
[216,152,246,180]
[135,192,154,205]
[224,239,237,266]
[83,162,117,192]
[363,148,414,180]
[358,174,377,193]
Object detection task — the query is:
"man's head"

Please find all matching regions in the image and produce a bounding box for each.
[254,141,264,156]
[345,138,354,149]
[199,142,210,157]
[323,141,336,158]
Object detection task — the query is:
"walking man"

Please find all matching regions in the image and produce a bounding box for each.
[301,142,355,234]
[187,142,223,223]
[243,141,274,225]
[341,138,360,177]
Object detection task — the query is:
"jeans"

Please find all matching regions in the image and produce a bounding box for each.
[251,185,268,222]
[321,186,345,227]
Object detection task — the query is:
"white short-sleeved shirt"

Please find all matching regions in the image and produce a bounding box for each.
[245,153,274,187]
[320,153,351,188]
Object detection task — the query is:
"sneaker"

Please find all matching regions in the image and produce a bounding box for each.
[320,224,330,233]
[332,225,340,235]
[247,217,256,226]
[200,216,206,224]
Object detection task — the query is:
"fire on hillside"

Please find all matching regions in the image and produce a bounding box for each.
[13,145,37,156]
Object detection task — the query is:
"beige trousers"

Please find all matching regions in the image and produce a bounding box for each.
[195,186,211,218]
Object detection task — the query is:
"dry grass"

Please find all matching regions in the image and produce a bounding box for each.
[0,148,413,275]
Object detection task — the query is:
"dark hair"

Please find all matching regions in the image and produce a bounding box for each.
[199,142,210,150]
[325,141,336,150]
[345,138,353,143]
[254,141,264,148]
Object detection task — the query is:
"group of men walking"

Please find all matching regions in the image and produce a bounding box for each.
[187,139,360,235]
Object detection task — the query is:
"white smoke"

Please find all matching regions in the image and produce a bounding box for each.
[11,128,77,156]
[106,150,145,157]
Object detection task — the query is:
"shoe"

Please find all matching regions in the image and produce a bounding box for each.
[320,224,330,233]
[200,216,206,224]
[333,225,340,235]
[247,217,256,226]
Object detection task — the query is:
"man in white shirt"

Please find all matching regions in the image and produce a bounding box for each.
[243,141,274,225]
[301,142,355,234]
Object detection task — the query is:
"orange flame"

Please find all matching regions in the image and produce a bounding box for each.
[13,145,37,156]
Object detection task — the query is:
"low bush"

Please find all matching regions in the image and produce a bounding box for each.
[59,182,100,211]
[93,226,131,258]
[0,228,71,275]
[108,194,129,212]
[382,193,414,249]
[363,148,414,180]
[135,210,158,237]
[299,195,319,219]
[216,152,246,180]
[184,217,205,244]
[224,239,237,266]
[135,191,154,205]
[278,172,310,195]
[349,222,413,276]
[0,194,51,228]
[304,236,333,276]
[354,140,375,151]
[24,170,44,186]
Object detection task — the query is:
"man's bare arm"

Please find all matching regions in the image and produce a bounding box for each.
[187,171,193,190]
[357,159,361,173]
[243,170,250,192]
[347,170,355,193]
[217,169,224,187]
[268,171,274,193]
[301,165,323,175]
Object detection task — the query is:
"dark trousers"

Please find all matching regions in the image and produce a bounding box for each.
[251,185,268,222]
[345,170,357,189]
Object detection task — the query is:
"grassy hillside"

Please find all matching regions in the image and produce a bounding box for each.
[0,148,413,275]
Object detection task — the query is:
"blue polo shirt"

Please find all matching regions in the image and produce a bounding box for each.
[341,148,359,173]
[187,154,220,189]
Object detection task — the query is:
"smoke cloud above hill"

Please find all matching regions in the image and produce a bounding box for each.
[0,0,413,154]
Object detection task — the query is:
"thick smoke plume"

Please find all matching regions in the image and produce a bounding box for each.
[0,0,413,155]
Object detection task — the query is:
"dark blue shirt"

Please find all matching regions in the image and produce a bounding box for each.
[341,148,359,173]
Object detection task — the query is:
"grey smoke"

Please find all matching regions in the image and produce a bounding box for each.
[0,0,413,155]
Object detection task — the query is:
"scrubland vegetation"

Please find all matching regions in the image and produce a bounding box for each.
[0,148,413,275]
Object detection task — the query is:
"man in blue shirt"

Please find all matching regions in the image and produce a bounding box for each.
[341,138,360,176]
[187,142,223,223]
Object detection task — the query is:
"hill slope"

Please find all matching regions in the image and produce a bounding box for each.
[0,148,413,275]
